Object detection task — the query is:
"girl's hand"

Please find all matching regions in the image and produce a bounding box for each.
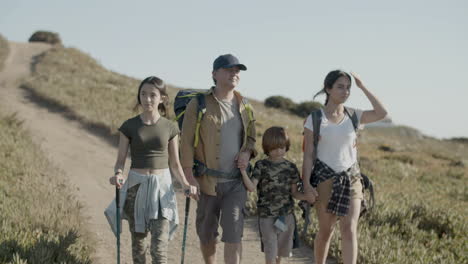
[350,71,365,89]
[303,183,318,204]
[183,184,199,201]
[109,173,125,189]
[305,193,317,204]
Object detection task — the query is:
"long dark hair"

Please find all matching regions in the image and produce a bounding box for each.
[134,76,169,116]
[313,70,352,105]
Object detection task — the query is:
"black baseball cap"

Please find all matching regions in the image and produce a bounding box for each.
[213,54,247,71]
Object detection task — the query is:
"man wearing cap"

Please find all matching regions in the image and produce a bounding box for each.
[180,54,257,264]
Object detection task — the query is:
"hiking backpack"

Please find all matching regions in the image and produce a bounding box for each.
[173,89,255,148]
[174,90,207,148]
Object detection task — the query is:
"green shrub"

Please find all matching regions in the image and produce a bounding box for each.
[378,144,395,152]
[264,95,296,111]
[290,101,322,118]
[28,30,62,45]
[448,137,468,144]
[264,95,323,118]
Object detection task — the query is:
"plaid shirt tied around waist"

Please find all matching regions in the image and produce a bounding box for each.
[311,159,361,216]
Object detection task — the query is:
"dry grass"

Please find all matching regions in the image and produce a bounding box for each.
[20,45,468,264]
[0,112,93,263]
[0,34,9,71]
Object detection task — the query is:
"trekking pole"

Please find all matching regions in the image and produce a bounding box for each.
[116,180,122,264]
[180,194,190,264]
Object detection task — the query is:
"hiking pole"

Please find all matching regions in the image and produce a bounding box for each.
[180,194,190,264]
[116,180,122,264]
[301,202,311,237]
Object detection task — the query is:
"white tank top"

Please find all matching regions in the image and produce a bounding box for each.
[304,109,363,172]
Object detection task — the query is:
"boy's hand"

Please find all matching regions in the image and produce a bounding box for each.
[240,169,248,178]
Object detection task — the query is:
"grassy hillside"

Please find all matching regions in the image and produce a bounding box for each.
[0,34,9,71]
[0,112,93,264]
[20,45,467,264]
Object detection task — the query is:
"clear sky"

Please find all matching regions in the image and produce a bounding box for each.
[1,0,467,139]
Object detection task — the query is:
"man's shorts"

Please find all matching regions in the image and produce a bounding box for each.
[196,180,247,244]
[258,213,295,261]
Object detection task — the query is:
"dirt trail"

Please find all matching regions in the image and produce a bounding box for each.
[0,42,316,263]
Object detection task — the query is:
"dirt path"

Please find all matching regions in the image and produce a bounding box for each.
[0,42,316,264]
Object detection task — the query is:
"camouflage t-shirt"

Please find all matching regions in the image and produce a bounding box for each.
[251,159,300,217]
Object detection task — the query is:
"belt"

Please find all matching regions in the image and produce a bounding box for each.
[193,160,242,179]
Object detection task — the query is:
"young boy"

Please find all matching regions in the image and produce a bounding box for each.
[241,126,308,264]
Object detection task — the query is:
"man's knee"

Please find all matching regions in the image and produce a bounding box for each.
[200,239,217,255]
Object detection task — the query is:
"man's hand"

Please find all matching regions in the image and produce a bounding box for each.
[236,151,251,170]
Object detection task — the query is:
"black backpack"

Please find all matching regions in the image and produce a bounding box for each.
[174,90,208,148]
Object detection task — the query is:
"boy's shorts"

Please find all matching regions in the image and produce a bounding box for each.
[258,213,295,261]
[196,180,247,244]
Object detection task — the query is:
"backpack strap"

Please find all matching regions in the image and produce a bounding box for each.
[193,93,206,148]
[344,107,359,132]
[241,97,254,121]
[311,110,322,165]
[193,93,253,149]
[240,97,254,140]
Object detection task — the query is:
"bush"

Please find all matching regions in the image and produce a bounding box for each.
[264,95,296,111]
[291,101,322,118]
[264,95,323,118]
[448,137,468,144]
[28,30,62,45]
